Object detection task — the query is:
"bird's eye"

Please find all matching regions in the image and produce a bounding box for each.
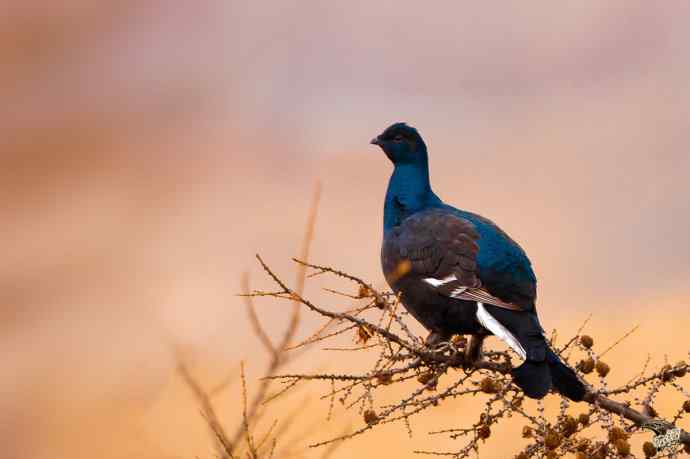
[394,135,403,142]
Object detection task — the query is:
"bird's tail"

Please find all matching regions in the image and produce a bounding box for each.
[511,350,586,401]
[511,359,551,399]
[483,306,586,401]
[545,347,586,402]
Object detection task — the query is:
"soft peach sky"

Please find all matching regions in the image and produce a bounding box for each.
[1,2,689,458]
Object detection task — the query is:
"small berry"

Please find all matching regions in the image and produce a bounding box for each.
[545,452,557,459]
[575,453,587,459]
[608,426,629,443]
[661,364,673,382]
[516,453,528,459]
[363,409,378,425]
[580,335,594,349]
[615,439,631,456]
[561,415,578,437]
[643,441,657,457]
[683,400,690,413]
[477,424,491,440]
[376,372,392,385]
[522,426,533,438]
[357,285,372,298]
[418,373,438,390]
[578,358,595,374]
[544,430,562,450]
[595,360,611,377]
[684,442,690,454]
[578,413,591,426]
[417,372,434,385]
[480,377,499,394]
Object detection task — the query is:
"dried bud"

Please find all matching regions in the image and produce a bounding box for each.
[374,296,386,309]
[545,452,558,459]
[642,441,657,457]
[363,409,378,425]
[417,372,438,391]
[576,438,591,452]
[516,453,528,459]
[357,285,372,298]
[417,372,435,386]
[615,439,631,456]
[683,400,690,413]
[608,426,629,443]
[356,325,374,344]
[578,413,591,426]
[522,426,533,438]
[544,430,562,450]
[684,442,690,454]
[595,360,611,377]
[674,361,687,377]
[575,453,587,459]
[561,415,578,437]
[477,424,491,440]
[480,377,499,394]
[376,372,392,385]
[661,364,673,382]
[579,335,594,349]
[451,334,467,348]
[578,358,595,374]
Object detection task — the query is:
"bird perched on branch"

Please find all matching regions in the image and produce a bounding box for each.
[372,122,585,401]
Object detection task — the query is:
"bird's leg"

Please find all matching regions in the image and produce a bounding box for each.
[425,331,444,348]
[464,334,485,365]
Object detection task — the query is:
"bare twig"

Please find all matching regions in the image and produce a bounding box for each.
[177,358,236,459]
[227,182,321,451]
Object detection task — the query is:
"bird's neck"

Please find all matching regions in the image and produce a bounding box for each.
[384,162,442,232]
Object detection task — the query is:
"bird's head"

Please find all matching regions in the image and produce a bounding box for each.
[370,122,427,166]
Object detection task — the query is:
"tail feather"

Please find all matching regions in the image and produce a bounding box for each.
[511,351,586,401]
[511,360,551,399]
[546,348,586,401]
[482,305,586,401]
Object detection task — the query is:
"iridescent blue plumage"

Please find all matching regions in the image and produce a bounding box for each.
[373,122,584,401]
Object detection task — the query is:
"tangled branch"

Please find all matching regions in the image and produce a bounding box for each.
[249,256,690,459]
[177,183,348,459]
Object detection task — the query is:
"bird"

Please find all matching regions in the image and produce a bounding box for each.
[371,121,585,401]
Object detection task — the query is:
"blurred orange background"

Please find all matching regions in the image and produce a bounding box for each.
[2,2,689,458]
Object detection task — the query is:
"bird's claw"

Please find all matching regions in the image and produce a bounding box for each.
[463,335,486,367]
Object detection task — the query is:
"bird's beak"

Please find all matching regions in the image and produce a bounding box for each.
[370,136,381,146]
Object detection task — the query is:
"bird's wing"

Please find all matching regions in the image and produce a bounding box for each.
[458,210,537,310]
[382,208,525,312]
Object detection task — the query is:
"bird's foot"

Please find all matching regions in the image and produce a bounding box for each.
[425,331,444,349]
[464,335,485,367]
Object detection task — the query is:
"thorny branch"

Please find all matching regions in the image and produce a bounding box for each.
[248,257,690,458]
[178,183,347,459]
